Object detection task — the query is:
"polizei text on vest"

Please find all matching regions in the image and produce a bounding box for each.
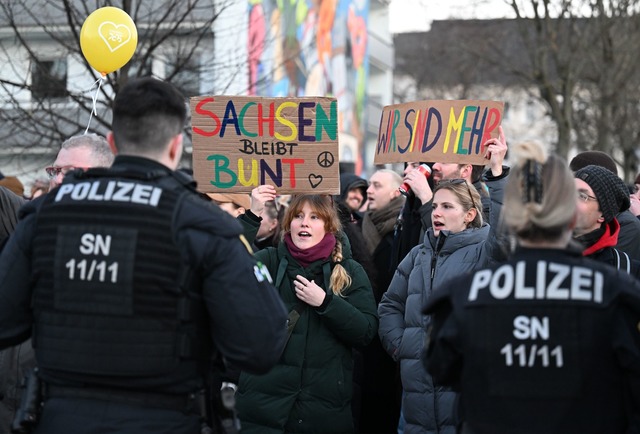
[55,181,163,207]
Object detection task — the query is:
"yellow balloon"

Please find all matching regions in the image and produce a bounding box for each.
[80,7,138,76]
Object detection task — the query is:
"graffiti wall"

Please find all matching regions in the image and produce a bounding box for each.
[247,0,369,171]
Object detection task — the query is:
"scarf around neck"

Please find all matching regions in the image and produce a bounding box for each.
[284,232,336,268]
[579,219,619,256]
[362,195,405,254]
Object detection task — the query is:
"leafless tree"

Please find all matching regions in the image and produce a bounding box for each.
[505,0,640,179]
[394,0,640,180]
[0,0,233,170]
[568,0,640,178]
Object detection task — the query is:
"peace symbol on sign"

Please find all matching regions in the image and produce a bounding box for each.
[317,151,335,168]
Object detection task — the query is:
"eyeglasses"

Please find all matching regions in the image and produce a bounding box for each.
[439,178,478,211]
[577,191,598,203]
[45,165,88,180]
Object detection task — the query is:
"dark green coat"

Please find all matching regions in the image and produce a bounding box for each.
[236,234,378,433]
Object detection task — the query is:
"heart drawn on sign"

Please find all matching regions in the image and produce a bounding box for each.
[98,21,132,53]
[308,174,323,188]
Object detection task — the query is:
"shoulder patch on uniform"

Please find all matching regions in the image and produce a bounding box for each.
[239,234,254,254]
[254,261,273,284]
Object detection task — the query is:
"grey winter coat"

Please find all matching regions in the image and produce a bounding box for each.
[378,173,508,434]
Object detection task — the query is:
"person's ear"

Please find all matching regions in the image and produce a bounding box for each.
[168,134,184,164]
[460,164,473,180]
[465,207,478,225]
[106,132,118,154]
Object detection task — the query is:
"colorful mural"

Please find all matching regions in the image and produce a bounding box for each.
[247,0,369,172]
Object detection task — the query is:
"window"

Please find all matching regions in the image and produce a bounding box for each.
[31,58,68,99]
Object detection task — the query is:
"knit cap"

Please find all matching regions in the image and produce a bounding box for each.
[569,151,618,176]
[574,165,630,223]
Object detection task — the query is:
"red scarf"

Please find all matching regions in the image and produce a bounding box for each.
[284,232,336,268]
[582,218,620,256]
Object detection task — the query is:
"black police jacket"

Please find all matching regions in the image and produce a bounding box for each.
[423,247,640,434]
[0,156,287,395]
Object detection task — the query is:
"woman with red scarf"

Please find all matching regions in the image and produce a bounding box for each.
[236,194,378,433]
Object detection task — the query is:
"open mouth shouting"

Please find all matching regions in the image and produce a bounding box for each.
[293,229,318,247]
[432,219,446,235]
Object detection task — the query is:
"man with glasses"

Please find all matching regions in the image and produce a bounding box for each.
[46,134,115,188]
[573,164,640,277]
[0,133,114,433]
[570,150,640,261]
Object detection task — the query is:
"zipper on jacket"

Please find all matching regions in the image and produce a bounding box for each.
[430,235,446,283]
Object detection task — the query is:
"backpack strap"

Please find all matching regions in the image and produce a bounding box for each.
[621,251,631,274]
[613,248,631,274]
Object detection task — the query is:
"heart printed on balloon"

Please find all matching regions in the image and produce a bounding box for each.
[98,22,132,53]
[80,6,138,75]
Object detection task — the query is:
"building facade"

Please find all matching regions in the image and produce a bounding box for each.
[0,0,394,194]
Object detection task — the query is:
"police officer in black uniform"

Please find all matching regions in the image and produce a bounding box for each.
[423,141,640,434]
[0,77,288,434]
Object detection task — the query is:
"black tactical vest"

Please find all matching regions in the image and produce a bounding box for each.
[30,169,207,383]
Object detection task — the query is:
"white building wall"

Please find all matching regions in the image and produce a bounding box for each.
[364,0,394,174]
[212,0,248,95]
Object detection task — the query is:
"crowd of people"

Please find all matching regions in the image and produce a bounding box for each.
[1,76,640,434]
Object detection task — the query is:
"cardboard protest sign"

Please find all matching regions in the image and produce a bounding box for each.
[374,100,504,165]
[190,96,339,194]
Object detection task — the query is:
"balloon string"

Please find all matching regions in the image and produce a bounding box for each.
[84,76,105,135]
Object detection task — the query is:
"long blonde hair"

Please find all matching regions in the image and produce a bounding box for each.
[283,195,352,296]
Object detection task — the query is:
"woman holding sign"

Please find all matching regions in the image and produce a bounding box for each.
[377,136,509,434]
[236,194,378,433]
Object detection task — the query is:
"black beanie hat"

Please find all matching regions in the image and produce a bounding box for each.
[575,165,630,223]
[569,151,618,176]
